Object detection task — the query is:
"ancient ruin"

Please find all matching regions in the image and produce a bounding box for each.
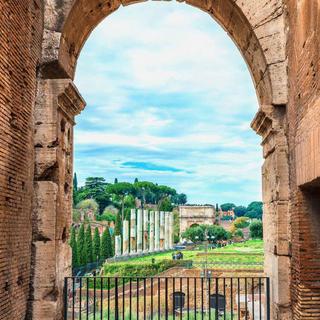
[1,0,320,319]
[179,205,216,235]
[114,209,174,256]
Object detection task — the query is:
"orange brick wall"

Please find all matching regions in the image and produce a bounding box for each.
[0,0,43,319]
[287,0,320,318]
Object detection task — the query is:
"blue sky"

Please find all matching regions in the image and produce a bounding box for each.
[74,1,263,206]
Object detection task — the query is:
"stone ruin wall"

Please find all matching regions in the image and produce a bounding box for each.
[179,206,216,235]
[286,1,320,318]
[0,1,43,319]
[0,0,320,319]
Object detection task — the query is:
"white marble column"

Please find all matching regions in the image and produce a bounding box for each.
[169,212,174,249]
[164,212,169,250]
[143,209,149,252]
[130,208,136,254]
[160,211,165,251]
[115,235,122,257]
[154,211,160,251]
[122,220,129,255]
[149,211,155,252]
[137,209,143,253]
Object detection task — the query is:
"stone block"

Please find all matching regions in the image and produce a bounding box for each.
[33,181,58,240]
[32,300,58,320]
[32,241,57,301]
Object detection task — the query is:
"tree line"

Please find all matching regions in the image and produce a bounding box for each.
[73,175,187,218]
[219,201,263,220]
[70,224,114,268]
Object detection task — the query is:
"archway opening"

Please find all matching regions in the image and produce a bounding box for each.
[32,0,291,319]
[71,1,265,317]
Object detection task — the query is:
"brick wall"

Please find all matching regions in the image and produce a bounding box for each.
[0,0,42,319]
[287,0,320,318]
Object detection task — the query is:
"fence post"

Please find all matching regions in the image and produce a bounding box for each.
[64,278,68,320]
[266,277,271,320]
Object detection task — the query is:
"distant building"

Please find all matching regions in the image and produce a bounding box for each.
[179,205,216,235]
[218,209,235,219]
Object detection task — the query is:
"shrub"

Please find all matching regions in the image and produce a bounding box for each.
[233,217,250,229]
[72,209,81,223]
[76,199,99,215]
[103,259,188,278]
[250,220,263,239]
[96,211,116,222]
[234,229,244,238]
[182,224,230,243]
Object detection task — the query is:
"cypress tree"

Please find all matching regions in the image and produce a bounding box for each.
[70,226,79,268]
[106,227,113,258]
[100,228,108,260]
[77,224,87,266]
[115,213,122,236]
[100,227,113,259]
[85,225,93,263]
[93,227,100,261]
[73,172,78,191]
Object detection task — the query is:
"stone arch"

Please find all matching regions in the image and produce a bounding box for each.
[33,1,291,319]
[41,0,287,108]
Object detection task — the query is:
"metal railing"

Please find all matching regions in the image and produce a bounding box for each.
[64,276,270,320]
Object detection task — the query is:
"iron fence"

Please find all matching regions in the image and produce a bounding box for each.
[64,276,270,320]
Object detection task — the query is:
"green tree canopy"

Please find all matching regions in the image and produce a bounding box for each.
[250,220,263,239]
[182,225,205,242]
[220,203,236,211]
[73,172,78,191]
[85,177,106,192]
[172,193,187,205]
[233,217,250,229]
[206,225,231,241]
[81,177,110,213]
[107,182,136,220]
[70,226,79,268]
[159,197,173,211]
[245,201,263,219]
[182,224,230,243]
[100,227,113,259]
[173,210,180,243]
[96,210,117,222]
[234,206,247,217]
[73,177,185,220]
[77,224,87,266]
[76,199,99,216]
[85,225,93,263]
[234,229,244,238]
[93,227,100,261]
[114,213,122,236]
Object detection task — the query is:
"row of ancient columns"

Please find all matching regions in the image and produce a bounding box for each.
[115,209,174,256]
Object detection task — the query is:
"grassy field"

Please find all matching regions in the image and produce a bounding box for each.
[102,240,264,275]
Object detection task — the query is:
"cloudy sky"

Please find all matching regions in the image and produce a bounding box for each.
[74,1,263,206]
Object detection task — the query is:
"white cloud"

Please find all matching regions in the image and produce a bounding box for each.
[74,1,262,205]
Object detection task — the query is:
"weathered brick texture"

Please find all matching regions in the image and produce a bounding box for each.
[0,0,43,319]
[1,0,320,319]
[287,0,320,319]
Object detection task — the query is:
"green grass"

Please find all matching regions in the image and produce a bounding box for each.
[102,240,264,275]
[213,240,264,253]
